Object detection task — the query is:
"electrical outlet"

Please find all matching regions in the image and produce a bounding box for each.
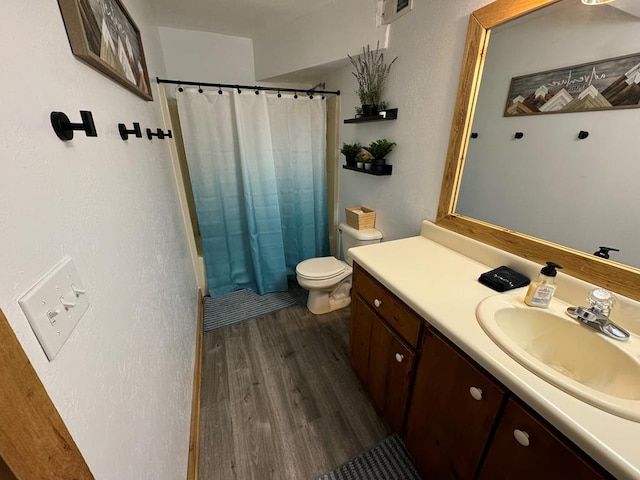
[18,257,90,361]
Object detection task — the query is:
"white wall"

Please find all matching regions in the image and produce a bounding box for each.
[158,27,256,84]
[457,1,640,268]
[253,0,388,81]
[322,0,493,241]
[1,1,197,479]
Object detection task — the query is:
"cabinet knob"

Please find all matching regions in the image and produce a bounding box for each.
[513,429,530,447]
[374,299,382,307]
[469,386,483,401]
[395,353,404,363]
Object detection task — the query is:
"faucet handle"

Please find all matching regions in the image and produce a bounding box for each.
[587,288,616,316]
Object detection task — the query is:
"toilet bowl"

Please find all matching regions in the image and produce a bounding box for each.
[296,222,382,314]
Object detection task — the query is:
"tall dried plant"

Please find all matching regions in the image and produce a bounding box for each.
[348,41,398,107]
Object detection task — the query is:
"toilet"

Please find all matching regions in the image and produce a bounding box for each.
[296,222,382,314]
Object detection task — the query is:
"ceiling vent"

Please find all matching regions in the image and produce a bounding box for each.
[378,0,413,26]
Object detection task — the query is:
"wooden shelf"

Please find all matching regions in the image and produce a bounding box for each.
[343,165,392,176]
[344,108,398,124]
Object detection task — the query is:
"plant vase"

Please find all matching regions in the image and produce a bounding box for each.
[364,162,372,170]
[361,104,379,118]
[371,158,386,172]
[356,161,364,169]
[345,155,357,167]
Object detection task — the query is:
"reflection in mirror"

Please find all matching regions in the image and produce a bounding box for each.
[456,0,640,268]
[436,0,640,302]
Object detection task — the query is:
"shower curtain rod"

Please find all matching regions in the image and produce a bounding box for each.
[156,77,340,96]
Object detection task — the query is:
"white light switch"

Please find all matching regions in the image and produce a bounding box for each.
[18,257,90,361]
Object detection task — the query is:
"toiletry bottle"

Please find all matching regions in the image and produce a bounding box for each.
[524,262,563,308]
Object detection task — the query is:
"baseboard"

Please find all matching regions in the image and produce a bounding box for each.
[187,290,204,480]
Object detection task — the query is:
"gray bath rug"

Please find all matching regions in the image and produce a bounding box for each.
[317,434,421,480]
[203,289,296,332]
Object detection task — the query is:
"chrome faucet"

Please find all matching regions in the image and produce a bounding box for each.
[566,288,630,341]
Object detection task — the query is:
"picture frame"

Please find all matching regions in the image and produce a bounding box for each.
[503,52,640,117]
[56,0,153,101]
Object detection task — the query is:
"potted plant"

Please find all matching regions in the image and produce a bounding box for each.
[366,139,396,172]
[348,42,398,117]
[341,142,362,167]
[356,149,373,169]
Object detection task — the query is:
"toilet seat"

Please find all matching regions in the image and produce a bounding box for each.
[296,256,347,281]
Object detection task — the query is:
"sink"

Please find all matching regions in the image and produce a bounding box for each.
[476,294,640,422]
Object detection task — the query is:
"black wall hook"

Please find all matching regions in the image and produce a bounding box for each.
[51,110,97,141]
[594,246,620,259]
[146,128,173,140]
[578,130,589,140]
[470,132,479,139]
[118,122,142,140]
[514,132,524,139]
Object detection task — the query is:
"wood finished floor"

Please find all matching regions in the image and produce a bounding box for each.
[198,296,391,479]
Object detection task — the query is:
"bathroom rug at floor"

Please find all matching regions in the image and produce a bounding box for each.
[317,434,421,480]
[203,289,296,332]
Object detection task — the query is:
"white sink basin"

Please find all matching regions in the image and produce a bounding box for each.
[476,294,640,422]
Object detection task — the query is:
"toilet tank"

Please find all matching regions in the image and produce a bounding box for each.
[339,222,383,266]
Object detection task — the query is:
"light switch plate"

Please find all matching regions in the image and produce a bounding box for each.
[18,257,90,361]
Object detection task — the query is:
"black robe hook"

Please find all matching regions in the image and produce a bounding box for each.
[578,130,589,140]
[51,110,97,141]
[514,132,524,139]
[146,128,173,140]
[118,122,142,140]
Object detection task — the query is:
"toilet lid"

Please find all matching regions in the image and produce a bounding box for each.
[296,256,347,280]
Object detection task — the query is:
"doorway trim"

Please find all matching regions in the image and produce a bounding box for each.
[0,308,93,479]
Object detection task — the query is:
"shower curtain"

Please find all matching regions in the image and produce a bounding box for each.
[176,88,329,297]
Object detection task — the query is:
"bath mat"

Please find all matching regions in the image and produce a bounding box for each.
[203,289,296,332]
[317,434,421,480]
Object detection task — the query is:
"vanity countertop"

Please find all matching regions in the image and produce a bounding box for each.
[349,226,640,480]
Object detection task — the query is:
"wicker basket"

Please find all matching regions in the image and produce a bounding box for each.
[345,206,376,230]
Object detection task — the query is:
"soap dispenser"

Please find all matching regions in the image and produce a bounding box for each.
[524,262,563,308]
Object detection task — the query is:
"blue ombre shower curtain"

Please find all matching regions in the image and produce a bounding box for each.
[176,88,328,297]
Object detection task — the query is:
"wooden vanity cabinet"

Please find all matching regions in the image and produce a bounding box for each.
[405,329,506,479]
[349,263,423,434]
[350,263,614,480]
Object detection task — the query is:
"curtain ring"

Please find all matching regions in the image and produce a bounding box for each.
[237,86,242,94]
[218,85,223,95]
[277,91,282,98]
[198,85,203,93]
[178,85,184,92]
[294,91,298,99]
[254,89,260,95]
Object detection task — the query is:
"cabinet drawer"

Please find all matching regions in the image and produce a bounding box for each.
[353,264,422,348]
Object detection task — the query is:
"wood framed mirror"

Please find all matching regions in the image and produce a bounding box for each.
[436,0,640,302]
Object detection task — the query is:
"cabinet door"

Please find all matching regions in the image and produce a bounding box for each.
[350,295,416,434]
[366,305,416,434]
[478,398,611,480]
[405,329,505,480]
[349,295,373,384]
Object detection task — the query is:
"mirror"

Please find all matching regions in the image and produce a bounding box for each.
[436,0,640,302]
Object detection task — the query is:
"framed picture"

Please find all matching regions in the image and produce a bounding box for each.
[504,52,640,117]
[57,0,153,100]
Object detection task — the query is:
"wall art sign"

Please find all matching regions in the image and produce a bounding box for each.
[57,0,153,100]
[504,52,640,116]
